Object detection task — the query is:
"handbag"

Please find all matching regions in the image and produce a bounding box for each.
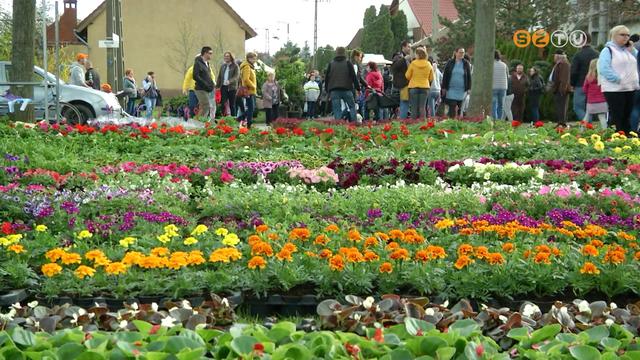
[236,85,250,98]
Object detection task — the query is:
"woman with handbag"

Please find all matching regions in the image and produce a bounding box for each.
[142,71,159,119]
[123,69,138,116]
[237,52,257,128]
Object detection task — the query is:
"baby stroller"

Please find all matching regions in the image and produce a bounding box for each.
[366,88,399,120]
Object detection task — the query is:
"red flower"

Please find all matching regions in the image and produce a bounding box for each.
[586,123,594,129]
[206,129,216,136]
[345,343,361,358]
[1,222,13,235]
[380,133,388,140]
[260,131,270,135]
[275,127,288,135]
[511,120,522,127]
[228,135,236,142]
[238,127,249,135]
[323,128,335,135]
[220,172,234,183]
[253,343,264,355]
[534,121,544,128]
[373,327,384,343]
[361,135,371,141]
[293,127,305,136]
[149,324,161,334]
[383,124,392,132]
[475,343,484,357]
[390,134,398,140]
[84,332,93,341]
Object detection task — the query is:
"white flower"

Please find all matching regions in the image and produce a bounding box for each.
[0,308,17,322]
[362,297,375,309]
[119,320,128,329]
[577,300,591,313]
[522,304,540,318]
[353,313,362,321]
[181,300,192,309]
[463,159,474,167]
[480,303,488,311]
[130,302,139,311]
[221,298,229,307]
[499,315,508,323]
[483,172,491,180]
[27,301,38,308]
[425,308,435,316]
[442,300,449,308]
[448,164,460,173]
[11,303,22,310]
[151,302,159,312]
[161,316,177,328]
[610,302,617,310]
[605,318,614,327]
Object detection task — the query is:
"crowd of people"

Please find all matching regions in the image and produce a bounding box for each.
[66,24,640,133]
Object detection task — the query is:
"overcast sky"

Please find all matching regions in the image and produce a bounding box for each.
[1,0,390,53]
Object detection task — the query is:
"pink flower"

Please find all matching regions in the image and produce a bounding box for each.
[478,196,487,204]
[555,187,572,198]
[538,186,551,195]
[220,171,234,183]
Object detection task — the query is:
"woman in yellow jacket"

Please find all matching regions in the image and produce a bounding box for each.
[237,52,257,128]
[182,65,216,119]
[405,47,434,119]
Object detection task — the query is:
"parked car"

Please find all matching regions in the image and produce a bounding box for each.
[0,61,122,123]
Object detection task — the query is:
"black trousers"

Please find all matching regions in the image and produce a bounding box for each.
[220,85,237,117]
[553,92,569,125]
[604,91,634,133]
[444,98,462,118]
[265,104,279,125]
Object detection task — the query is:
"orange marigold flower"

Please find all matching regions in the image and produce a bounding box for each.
[590,239,604,248]
[487,252,505,265]
[457,244,473,257]
[305,251,317,257]
[45,248,66,262]
[474,246,489,259]
[187,251,206,265]
[415,250,430,262]
[85,250,106,261]
[388,229,405,240]
[458,228,475,236]
[267,233,279,241]
[282,242,297,253]
[122,251,144,266]
[454,255,473,270]
[364,236,378,247]
[319,249,333,258]
[426,245,447,259]
[314,234,330,245]
[551,247,561,256]
[345,249,364,262]
[151,247,170,257]
[379,262,393,273]
[580,262,600,275]
[535,245,551,253]
[502,242,515,253]
[581,245,599,257]
[604,250,625,265]
[523,250,532,259]
[363,250,379,261]
[617,231,636,241]
[389,248,410,261]
[247,235,262,246]
[455,219,469,227]
[634,251,640,261]
[348,229,362,242]
[105,262,127,275]
[167,252,189,270]
[251,241,274,256]
[74,265,96,279]
[8,244,25,254]
[534,252,551,265]
[324,224,340,233]
[375,232,390,241]
[138,255,164,269]
[60,252,82,265]
[276,249,293,262]
[329,254,344,271]
[256,224,269,233]
[385,241,400,251]
[289,228,311,241]
[248,256,267,269]
[41,263,62,277]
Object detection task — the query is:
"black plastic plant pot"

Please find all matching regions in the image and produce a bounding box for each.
[0,289,27,307]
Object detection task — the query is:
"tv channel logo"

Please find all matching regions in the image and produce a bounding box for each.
[513,29,587,48]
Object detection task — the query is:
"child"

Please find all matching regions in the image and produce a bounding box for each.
[303,78,320,120]
[584,59,609,129]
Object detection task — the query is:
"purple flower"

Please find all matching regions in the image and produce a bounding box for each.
[397,212,411,223]
[4,154,19,162]
[367,208,383,219]
[61,201,79,215]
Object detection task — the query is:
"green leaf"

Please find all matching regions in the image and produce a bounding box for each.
[272,321,297,335]
[600,338,621,352]
[175,348,206,360]
[448,319,480,338]
[267,328,292,343]
[417,336,448,356]
[272,343,313,360]
[75,352,107,360]
[569,345,602,360]
[196,329,223,343]
[405,318,436,336]
[56,342,86,359]
[436,347,457,360]
[530,324,561,344]
[132,320,153,334]
[178,328,205,347]
[601,352,620,360]
[11,327,35,347]
[621,351,640,360]
[507,327,529,342]
[389,348,414,360]
[584,326,610,344]
[165,337,204,355]
[230,335,258,356]
[141,352,170,360]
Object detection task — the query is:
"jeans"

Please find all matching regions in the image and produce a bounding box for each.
[126,97,137,116]
[528,93,541,122]
[330,90,356,121]
[409,88,428,119]
[306,101,316,118]
[237,95,255,128]
[630,90,640,132]
[492,89,506,119]
[187,90,198,118]
[502,94,514,121]
[572,87,587,122]
[427,90,440,117]
[194,90,211,118]
[399,100,410,119]
[144,97,156,119]
[220,85,237,117]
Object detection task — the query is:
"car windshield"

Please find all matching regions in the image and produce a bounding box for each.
[34,66,66,85]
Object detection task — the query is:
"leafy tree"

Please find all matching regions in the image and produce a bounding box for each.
[468,0,496,118]
[314,45,336,75]
[361,5,395,57]
[435,0,475,59]
[390,10,409,49]
[257,52,275,67]
[274,41,301,61]
[300,41,311,65]
[360,6,377,52]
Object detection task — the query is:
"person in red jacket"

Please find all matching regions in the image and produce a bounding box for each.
[365,61,384,121]
[583,59,609,129]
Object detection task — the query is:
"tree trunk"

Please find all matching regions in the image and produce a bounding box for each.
[10,0,36,122]
[468,0,496,118]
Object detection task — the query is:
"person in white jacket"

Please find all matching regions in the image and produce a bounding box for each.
[69,53,89,88]
[304,78,321,119]
[428,57,443,117]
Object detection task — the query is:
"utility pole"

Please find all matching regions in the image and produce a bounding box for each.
[106,0,114,89]
[432,0,440,41]
[312,0,329,69]
[106,0,123,91]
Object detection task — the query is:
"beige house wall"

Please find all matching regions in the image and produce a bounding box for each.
[84,0,247,97]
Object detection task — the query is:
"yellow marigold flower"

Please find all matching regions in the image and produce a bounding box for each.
[319,249,333,258]
[85,250,106,261]
[389,248,410,261]
[580,262,600,275]
[590,134,601,142]
[119,237,137,248]
[215,228,229,236]
[8,244,25,254]
[105,262,128,275]
[222,233,240,246]
[363,250,379,261]
[74,265,96,279]
[613,147,622,153]
[561,133,572,139]
[328,254,344,271]
[76,230,93,239]
[183,237,198,245]
[94,256,111,267]
[324,224,340,233]
[457,244,474,257]
[630,131,638,138]
[577,138,588,146]
[157,234,171,244]
[60,252,82,265]
[379,262,393,273]
[122,251,144,265]
[44,248,65,262]
[593,141,605,151]
[256,224,269,233]
[435,219,455,230]
[151,247,170,257]
[164,224,179,237]
[623,145,632,151]
[209,247,242,263]
[487,252,505,265]
[35,224,48,232]
[41,263,62,277]
[454,255,473,270]
[247,256,267,269]
[190,224,208,236]
[581,245,599,257]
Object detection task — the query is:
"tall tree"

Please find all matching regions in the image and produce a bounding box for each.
[390,10,409,49]
[300,41,312,66]
[361,5,395,57]
[468,0,496,118]
[360,6,378,53]
[314,45,336,74]
[436,0,475,59]
[11,0,36,121]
